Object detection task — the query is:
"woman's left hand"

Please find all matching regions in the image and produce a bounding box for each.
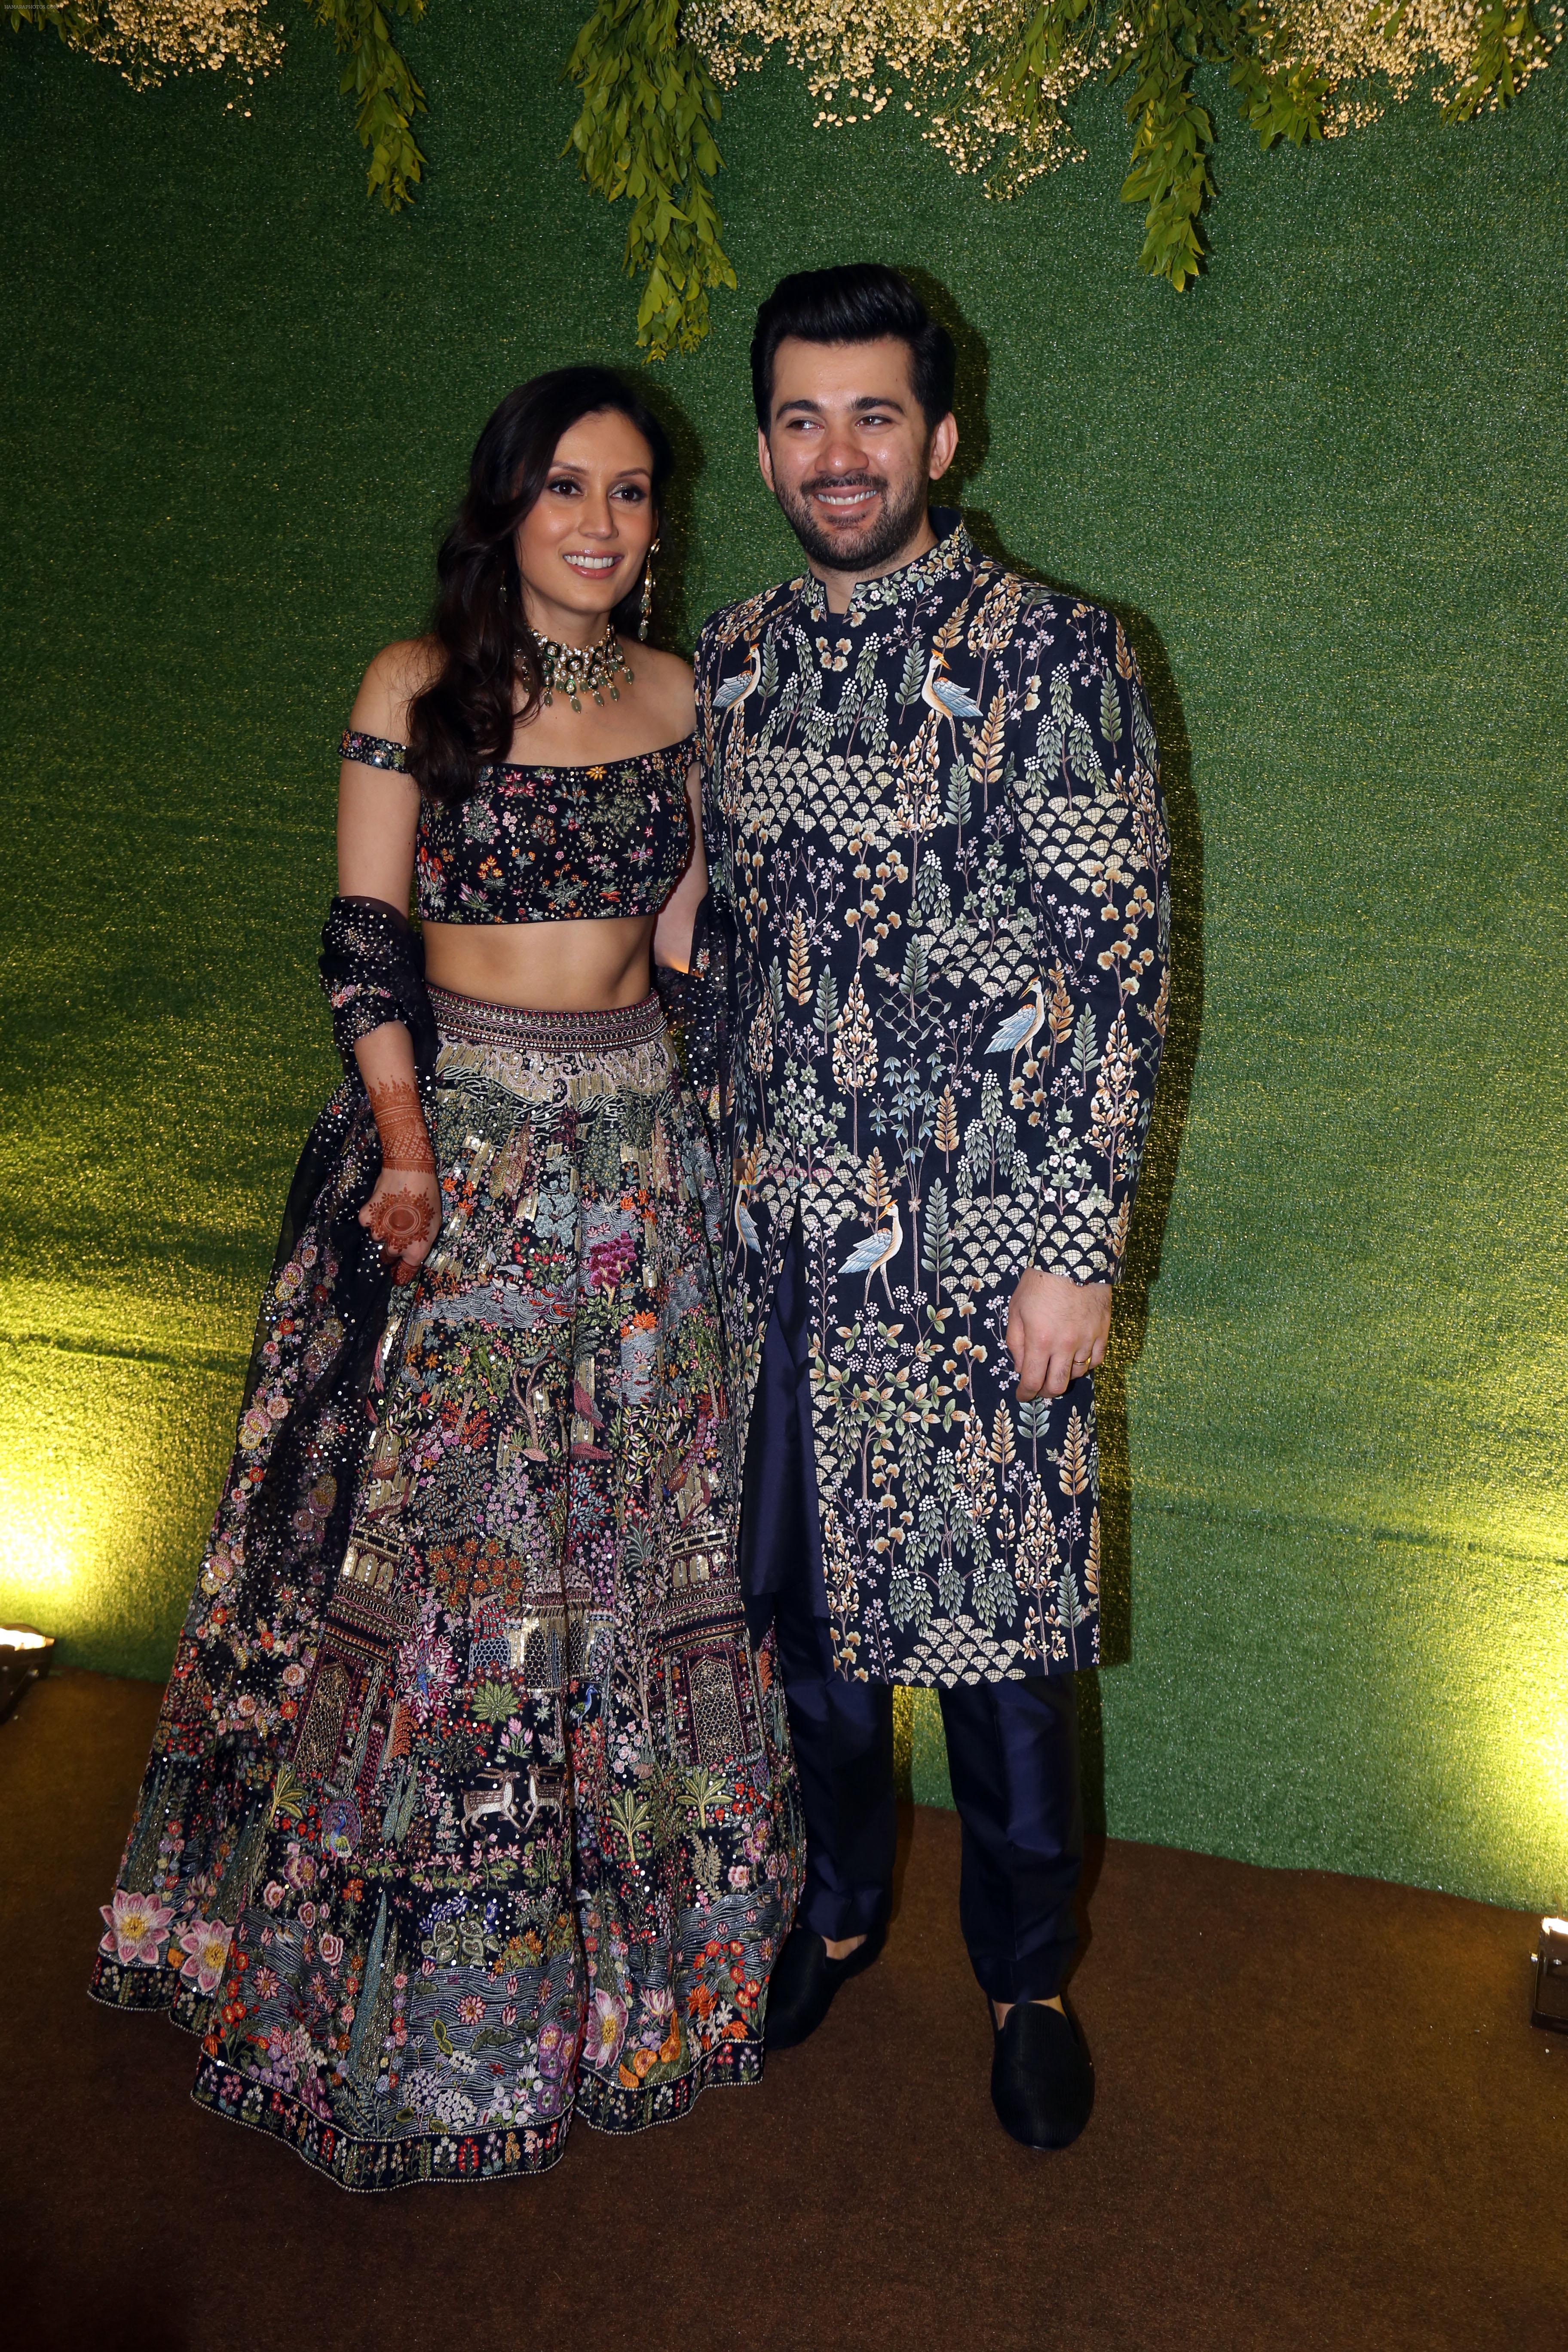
[359,1162,442,1286]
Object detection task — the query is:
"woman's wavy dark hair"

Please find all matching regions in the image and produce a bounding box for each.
[407,368,674,808]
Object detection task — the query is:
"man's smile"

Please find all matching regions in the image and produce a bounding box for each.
[802,476,883,522]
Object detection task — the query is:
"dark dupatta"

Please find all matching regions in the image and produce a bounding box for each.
[248,893,439,1587]
[91,898,437,2012]
[652,885,736,1174]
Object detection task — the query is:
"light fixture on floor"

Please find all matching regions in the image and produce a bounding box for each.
[1532,1919,1568,2033]
[0,1624,54,1725]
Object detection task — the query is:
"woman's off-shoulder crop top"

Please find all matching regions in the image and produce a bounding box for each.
[340,730,694,925]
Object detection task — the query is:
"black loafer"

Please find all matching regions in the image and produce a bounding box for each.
[990,2000,1094,2149]
[765,1923,885,2051]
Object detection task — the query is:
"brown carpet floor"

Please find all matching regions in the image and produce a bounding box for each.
[1,1671,1560,2352]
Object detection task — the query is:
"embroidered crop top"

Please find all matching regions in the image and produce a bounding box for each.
[340,730,695,925]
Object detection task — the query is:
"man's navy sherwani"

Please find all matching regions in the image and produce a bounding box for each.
[693,514,1169,1687]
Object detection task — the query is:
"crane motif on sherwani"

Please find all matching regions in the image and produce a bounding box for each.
[692,516,1170,1687]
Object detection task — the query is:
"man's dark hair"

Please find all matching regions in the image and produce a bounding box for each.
[751,263,956,433]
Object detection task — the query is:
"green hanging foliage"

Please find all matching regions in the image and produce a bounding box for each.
[311,0,427,211]
[1443,0,1556,115]
[1107,0,1330,290]
[8,1,1555,332]
[5,3,92,44]
[565,0,737,360]
[693,0,1560,305]
[1106,0,1553,284]
[5,0,425,212]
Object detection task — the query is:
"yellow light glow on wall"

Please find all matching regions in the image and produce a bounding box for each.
[3,1294,1565,1912]
[1397,1573,1568,1912]
[0,1328,240,1674]
[1542,1725,1568,1823]
[0,1494,82,1602]
[0,1348,117,1617]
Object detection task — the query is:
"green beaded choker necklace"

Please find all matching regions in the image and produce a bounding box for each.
[534,623,636,712]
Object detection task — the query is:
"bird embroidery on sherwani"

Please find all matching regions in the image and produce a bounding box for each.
[692,514,1170,1687]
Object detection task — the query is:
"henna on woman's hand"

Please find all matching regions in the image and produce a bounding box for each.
[368,1182,438,1257]
[367,1076,435,1172]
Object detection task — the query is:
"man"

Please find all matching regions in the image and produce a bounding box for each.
[689,264,1169,2149]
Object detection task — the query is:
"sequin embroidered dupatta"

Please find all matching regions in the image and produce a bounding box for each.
[91,898,433,2021]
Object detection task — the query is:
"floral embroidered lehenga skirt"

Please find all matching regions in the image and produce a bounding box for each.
[90,987,803,2190]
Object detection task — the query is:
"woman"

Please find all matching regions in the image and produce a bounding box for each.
[90,369,802,2190]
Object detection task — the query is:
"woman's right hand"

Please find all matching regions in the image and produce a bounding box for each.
[359,1162,442,1286]
[338,647,443,1289]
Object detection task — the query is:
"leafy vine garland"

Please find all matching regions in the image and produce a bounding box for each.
[7,0,1560,344]
[6,0,427,207]
[567,0,735,358]
[661,0,1563,309]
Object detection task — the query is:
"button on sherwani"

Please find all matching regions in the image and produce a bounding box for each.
[694,516,1169,1685]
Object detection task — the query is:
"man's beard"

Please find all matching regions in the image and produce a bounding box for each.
[772,465,931,574]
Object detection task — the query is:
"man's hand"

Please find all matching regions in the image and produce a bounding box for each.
[1006,1270,1111,1401]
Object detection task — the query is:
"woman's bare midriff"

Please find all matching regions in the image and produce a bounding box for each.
[422,915,657,1012]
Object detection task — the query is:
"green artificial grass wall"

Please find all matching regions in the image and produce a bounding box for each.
[3,5,1565,1910]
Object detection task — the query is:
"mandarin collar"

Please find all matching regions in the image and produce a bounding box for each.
[796,508,975,626]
